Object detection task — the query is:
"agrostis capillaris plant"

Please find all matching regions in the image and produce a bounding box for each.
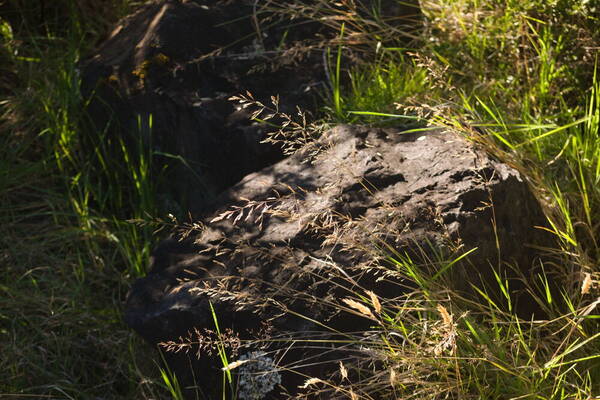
[2,0,600,398]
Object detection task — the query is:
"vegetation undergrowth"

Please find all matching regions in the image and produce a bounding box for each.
[1,0,172,398]
[290,0,600,398]
[2,0,600,399]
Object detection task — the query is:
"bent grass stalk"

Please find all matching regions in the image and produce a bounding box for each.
[209,302,235,399]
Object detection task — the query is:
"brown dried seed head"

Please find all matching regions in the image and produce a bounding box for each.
[582,272,593,295]
[342,298,375,319]
[437,304,452,327]
[221,359,250,371]
[366,290,382,315]
[299,377,324,388]
[339,361,348,381]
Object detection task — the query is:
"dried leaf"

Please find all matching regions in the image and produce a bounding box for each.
[261,203,270,215]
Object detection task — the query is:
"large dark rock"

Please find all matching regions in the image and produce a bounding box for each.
[79,0,326,214]
[79,0,423,215]
[125,124,552,398]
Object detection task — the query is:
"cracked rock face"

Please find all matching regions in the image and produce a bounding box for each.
[125,124,551,397]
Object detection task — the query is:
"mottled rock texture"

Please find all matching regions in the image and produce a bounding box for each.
[126,125,551,398]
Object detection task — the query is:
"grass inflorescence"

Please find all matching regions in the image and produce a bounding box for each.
[2,0,600,399]
[293,0,600,398]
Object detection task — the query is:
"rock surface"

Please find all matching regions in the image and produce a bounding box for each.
[79,0,423,215]
[80,0,326,214]
[125,124,551,398]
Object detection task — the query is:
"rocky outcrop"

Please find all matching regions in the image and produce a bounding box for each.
[125,124,552,398]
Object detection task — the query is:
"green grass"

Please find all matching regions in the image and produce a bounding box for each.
[1,1,170,398]
[2,0,600,398]
[305,0,600,398]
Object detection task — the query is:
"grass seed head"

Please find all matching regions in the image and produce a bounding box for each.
[581,272,593,295]
[343,298,375,319]
[437,303,452,327]
[366,290,382,315]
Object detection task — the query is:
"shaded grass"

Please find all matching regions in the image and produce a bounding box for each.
[1,1,170,398]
